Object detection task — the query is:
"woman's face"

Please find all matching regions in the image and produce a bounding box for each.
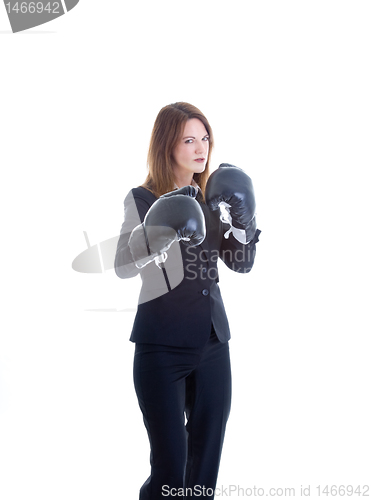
[172,118,209,181]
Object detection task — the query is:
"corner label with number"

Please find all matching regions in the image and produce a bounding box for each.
[3,0,79,33]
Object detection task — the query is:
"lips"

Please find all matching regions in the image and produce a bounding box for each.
[194,158,205,163]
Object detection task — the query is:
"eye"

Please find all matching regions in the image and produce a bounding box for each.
[185,139,193,144]
[202,136,210,141]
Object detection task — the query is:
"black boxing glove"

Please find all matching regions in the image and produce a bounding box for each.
[129,186,206,268]
[205,163,257,244]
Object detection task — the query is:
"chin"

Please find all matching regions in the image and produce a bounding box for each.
[193,164,206,173]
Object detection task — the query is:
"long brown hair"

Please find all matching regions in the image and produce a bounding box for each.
[141,102,214,199]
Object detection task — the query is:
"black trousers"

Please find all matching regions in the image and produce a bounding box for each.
[133,327,232,499]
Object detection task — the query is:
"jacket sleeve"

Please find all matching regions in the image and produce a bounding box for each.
[114,190,151,279]
[219,224,261,273]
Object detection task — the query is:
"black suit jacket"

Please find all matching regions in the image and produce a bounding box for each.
[114,186,261,348]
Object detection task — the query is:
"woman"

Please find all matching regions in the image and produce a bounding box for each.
[114,102,261,499]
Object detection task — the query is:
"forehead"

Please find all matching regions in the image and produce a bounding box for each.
[182,118,208,137]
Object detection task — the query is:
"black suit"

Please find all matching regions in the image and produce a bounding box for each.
[114,186,261,499]
[115,186,261,348]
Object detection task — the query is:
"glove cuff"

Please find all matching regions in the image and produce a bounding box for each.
[128,224,156,269]
[219,202,257,245]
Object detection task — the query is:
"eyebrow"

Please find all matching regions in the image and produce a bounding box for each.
[182,134,210,139]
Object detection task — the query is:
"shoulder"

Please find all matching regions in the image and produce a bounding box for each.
[123,186,158,222]
[131,186,158,204]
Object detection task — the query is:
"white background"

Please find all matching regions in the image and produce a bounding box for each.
[1,1,370,498]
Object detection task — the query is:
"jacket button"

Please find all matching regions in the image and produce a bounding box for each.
[202,267,207,273]
[202,289,209,296]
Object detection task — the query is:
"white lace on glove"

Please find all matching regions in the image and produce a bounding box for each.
[134,251,168,270]
[154,252,168,268]
[219,202,253,245]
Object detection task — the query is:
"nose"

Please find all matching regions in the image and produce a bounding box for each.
[195,140,208,156]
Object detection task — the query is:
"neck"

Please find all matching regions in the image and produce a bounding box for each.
[173,172,193,188]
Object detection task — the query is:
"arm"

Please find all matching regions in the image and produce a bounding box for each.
[115,186,206,278]
[205,163,261,273]
[114,190,151,279]
[219,225,261,273]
